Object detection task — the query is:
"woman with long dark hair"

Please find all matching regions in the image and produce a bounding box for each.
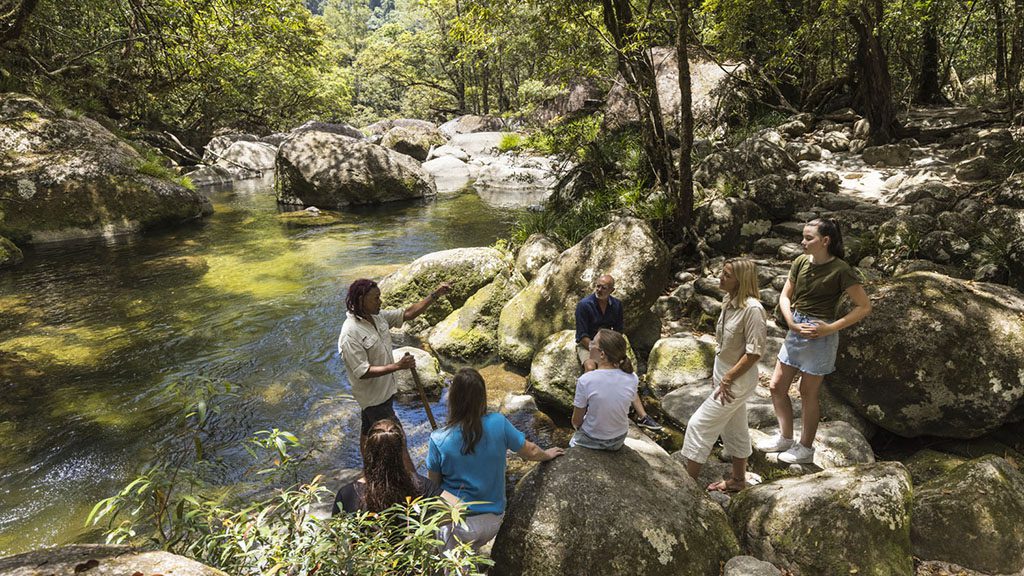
[333,419,451,514]
[570,328,638,451]
[756,218,872,464]
[427,368,564,549]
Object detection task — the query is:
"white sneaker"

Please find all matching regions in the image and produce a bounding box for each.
[755,433,794,453]
[779,443,815,464]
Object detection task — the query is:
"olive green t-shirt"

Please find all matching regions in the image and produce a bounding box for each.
[788,254,861,321]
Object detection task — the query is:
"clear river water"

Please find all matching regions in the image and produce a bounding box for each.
[0,179,526,556]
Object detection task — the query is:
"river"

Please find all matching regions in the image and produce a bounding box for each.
[0,180,527,556]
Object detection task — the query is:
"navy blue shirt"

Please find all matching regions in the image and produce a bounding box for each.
[575,293,624,343]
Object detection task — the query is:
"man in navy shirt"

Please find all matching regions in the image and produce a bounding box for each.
[575,274,663,431]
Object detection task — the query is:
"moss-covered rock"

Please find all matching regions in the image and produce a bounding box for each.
[275,130,436,208]
[728,462,914,576]
[0,93,212,244]
[693,197,772,254]
[749,419,874,470]
[901,449,966,485]
[380,124,446,161]
[911,456,1024,574]
[490,428,738,576]
[831,272,1024,438]
[497,217,670,367]
[379,246,510,335]
[514,233,561,281]
[645,336,717,395]
[391,346,445,401]
[527,329,638,415]
[427,269,526,360]
[0,235,24,268]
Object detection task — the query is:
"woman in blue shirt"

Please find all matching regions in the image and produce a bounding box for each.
[427,367,564,549]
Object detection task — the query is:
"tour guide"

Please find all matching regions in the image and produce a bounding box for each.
[338,278,451,456]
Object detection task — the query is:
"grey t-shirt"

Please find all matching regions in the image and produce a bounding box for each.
[573,369,638,440]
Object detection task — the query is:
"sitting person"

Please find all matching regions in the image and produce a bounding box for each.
[333,418,454,515]
[570,329,639,451]
[575,274,661,431]
[427,367,564,550]
[681,258,767,492]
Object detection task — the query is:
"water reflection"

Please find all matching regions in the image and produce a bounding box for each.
[0,186,520,556]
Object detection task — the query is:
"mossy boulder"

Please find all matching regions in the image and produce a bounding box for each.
[831,272,1024,438]
[391,346,445,401]
[645,336,716,395]
[514,233,561,281]
[693,197,772,254]
[0,93,212,244]
[748,420,874,469]
[428,269,527,360]
[490,428,739,576]
[275,130,436,208]
[911,456,1024,574]
[728,462,914,576]
[527,329,638,415]
[497,217,670,367]
[379,247,510,334]
[901,449,967,485]
[0,236,23,268]
[380,125,446,161]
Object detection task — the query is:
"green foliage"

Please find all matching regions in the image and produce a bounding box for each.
[498,133,525,152]
[87,376,489,574]
[136,154,197,191]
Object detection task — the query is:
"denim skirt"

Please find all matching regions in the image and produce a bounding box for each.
[778,310,839,376]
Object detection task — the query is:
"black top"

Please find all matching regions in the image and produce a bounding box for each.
[574,293,624,343]
[332,473,443,515]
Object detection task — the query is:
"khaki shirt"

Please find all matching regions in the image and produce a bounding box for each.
[338,309,405,409]
[715,296,768,366]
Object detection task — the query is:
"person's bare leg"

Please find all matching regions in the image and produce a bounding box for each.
[798,373,824,447]
[729,457,748,490]
[770,361,801,439]
[686,458,702,480]
[631,394,647,419]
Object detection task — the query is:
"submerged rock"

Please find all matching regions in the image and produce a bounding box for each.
[275,130,435,208]
[490,428,738,576]
[0,93,211,244]
[275,206,344,227]
[831,272,1024,438]
[911,456,1024,574]
[497,217,670,367]
[728,462,913,576]
[0,236,24,268]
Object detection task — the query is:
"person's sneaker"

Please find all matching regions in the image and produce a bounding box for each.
[779,443,815,464]
[636,415,663,431]
[755,433,794,453]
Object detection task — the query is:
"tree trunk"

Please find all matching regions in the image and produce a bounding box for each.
[0,0,39,44]
[849,0,898,143]
[1009,0,1024,117]
[675,0,694,231]
[993,0,1007,88]
[600,0,674,192]
[915,10,947,104]
[799,0,823,104]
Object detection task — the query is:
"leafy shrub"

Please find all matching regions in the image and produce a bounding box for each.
[88,377,489,575]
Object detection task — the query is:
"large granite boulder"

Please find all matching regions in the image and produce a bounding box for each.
[515,233,561,281]
[379,247,510,334]
[831,272,1024,438]
[604,47,751,135]
[439,115,505,138]
[380,124,446,161]
[911,456,1024,574]
[497,217,671,367]
[0,544,226,575]
[0,93,212,244]
[0,236,24,268]
[422,155,474,193]
[473,154,558,192]
[363,118,436,136]
[695,132,800,190]
[693,197,772,254]
[750,420,875,469]
[391,346,444,400]
[645,336,716,395]
[427,269,526,360]
[290,120,363,139]
[527,329,637,415]
[210,140,278,179]
[729,462,914,576]
[490,428,739,576]
[274,130,435,208]
[447,132,506,157]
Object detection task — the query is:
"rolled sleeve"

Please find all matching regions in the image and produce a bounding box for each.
[573,378,588,409]
[574,302,590,343]
[742,305,768,357]
[502,415,526,452]
[339,336,371,379]
[426,437,441,473]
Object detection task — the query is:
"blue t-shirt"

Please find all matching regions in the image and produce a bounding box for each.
[426,412,526,514]
[575,293,624,343]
